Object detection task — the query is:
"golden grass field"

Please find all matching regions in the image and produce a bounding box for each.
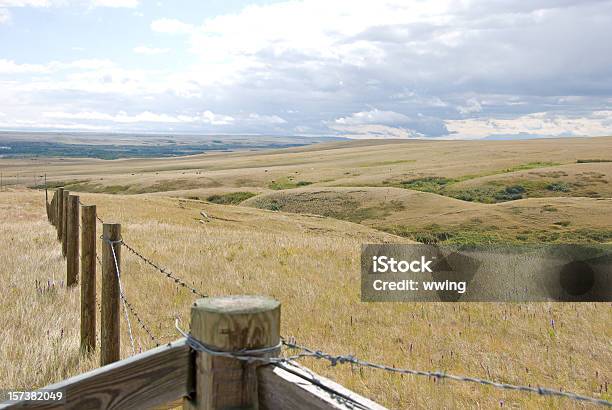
[1,136,611,408]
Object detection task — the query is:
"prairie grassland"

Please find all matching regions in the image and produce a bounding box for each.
[1,189,610,409]
[3,137,612,197]
[244,186,612,244]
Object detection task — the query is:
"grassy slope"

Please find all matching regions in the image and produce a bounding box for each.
[1,189,611,409]
[4,137,611,193]
[244,186,612,244]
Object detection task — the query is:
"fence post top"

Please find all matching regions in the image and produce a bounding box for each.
[192,295,280,315]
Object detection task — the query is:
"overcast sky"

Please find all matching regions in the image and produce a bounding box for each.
[1,0,611,139]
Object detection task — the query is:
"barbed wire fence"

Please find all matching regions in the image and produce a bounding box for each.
[53,196,612,408]
[84,200,162,353]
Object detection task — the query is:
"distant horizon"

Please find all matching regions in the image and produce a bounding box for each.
[1,1,611,140]
[0,129,611,142]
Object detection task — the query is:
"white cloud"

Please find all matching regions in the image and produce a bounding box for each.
[331,124,424,139]
[334,109,411,126]
[0,58,116,74]
[91,0,139,8]
[0,0,139,8]
[0,0,51,6]
[42,110,235,125]
[0,8,10,23]
[457,98,482,115]
[446,111,612,139]
[0,59,49,74]
[247,113,286,125]
[201,110,234,125]
[133,46,169,55]
[150,18,193,34]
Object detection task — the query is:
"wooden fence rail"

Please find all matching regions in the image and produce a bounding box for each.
[0,188,387,409]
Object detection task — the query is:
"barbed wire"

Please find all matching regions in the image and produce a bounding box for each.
[121,239,207,298]
[280,340,612,408]
[97,253,160,347]
[176,323,372,409]
[121,293,161,348]
[176,320,310,365]
[177,322,612,408]
[77,198,104,224]
[53,195,612,407]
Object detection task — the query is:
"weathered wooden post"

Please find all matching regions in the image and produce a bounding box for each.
[81,204,96,353]
[101,223,121,366]
[62,190,70,257]
[66,194,79,286]
[53,192,57,227]
[56,188,64,240]
[44,173,48,221]
[184,295,281,410]
[49,191,56,227]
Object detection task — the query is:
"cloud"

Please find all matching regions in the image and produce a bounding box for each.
[150,18,193,34]
[200,110,234,125]
[133,46,169,55]
[0,0,52,6]
[457,98,482,115]
[0,59,49,73]
[247,113,286,125]
[332,109,449,137]
[0,8,9,23]
[331,124,424,139]
[0,58,115,74]
[91,0,139,7]
[43,110,235,125]
[3,0,612,137]
[334,109,411,126]
[446,111,612,139]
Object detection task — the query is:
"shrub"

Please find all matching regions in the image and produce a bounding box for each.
[546,182,571,192]
[206,192,257,205]
[268,178,313,190]
[399,177,455,193]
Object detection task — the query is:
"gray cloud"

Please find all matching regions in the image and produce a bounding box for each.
[1,0,612,138]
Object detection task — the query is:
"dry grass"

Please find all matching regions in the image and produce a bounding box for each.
[244,186,612,243]
[3,137,612,196]
[1,189,610,408]
[0,191,98,389]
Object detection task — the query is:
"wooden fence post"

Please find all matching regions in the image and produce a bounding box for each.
[53,192,57,227]
[44,173,48,220]
[81,204,96,353]
[184,295,281,410]
[56,188,64,240]
[49,191,56,227]
[101,223,121,366]
[62,190,70,257]
[66,194,79,287]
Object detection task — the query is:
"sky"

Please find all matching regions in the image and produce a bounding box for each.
[0,0,611,139]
